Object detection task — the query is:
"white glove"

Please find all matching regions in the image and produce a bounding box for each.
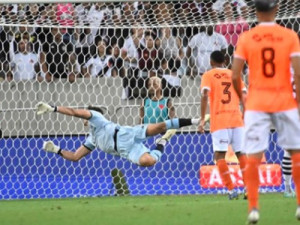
[43,141,60,154]
[36,102,56,115]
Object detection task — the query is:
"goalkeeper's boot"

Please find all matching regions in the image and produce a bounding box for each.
[247,208,259,224]
[283,190,296,198]
[155,129,177,145]
[228,190,238,200]
[295,206,300,220]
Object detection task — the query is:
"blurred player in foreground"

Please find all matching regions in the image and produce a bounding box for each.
[232,0,300,223]
[36,102,199,167]
[199,50,247,200]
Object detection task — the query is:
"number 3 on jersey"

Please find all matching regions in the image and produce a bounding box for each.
[221,82,231,104]
[262,48,275,77]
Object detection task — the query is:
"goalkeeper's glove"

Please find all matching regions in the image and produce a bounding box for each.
[43,141,61,154]
[36,102,57,115]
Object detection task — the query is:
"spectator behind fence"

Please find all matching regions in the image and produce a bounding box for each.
[135,31,160,98]
[82,39,113,78]
[160,58,182,98]
[109,43,125,77]
[140,76,175,124]
[9,39,41,81]
[74,3,90,26]
[186,25,228,78]
[121,27,143,99]
[158,27,184,62]
[13,23,39,53]
[138,30,159,78]
[74,27,95,73]
[180,1,214,24]
[87,3,105,37]
[40,27,77,82]
[215,1,249,66]
[55,3,74,26]
[0,26,13,80]
[215,1,249,47]
[212,0,248,20]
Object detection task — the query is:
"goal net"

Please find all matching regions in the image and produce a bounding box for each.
[0,0,299,199]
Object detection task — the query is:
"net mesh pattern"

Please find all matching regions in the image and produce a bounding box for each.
[0,0,296,199]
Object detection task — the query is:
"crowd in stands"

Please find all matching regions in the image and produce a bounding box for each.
[0,0,299,99]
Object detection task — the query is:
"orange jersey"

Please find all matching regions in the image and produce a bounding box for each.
[235,23,300,112]
[201,68,244,132]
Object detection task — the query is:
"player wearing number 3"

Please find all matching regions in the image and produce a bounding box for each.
[199,50,247,200]
[232,0,300,223]
[36,102,200,167]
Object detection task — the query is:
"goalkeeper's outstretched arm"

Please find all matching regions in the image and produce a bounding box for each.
[36,102,92,120]
[43,141,91,162]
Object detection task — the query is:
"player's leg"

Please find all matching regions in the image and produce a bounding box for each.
[125,126,168,167]
[129,147,162,167]
[273,109,300,220]
[139,152,157,167]
[289,150,300,220]
[235,151,248,199]
[232,127,247,199]
[146,118,199,136]
[243,111,271,224]
[139,134,174,167]
[282,150,295,197]
[215,152,238,199]
[212,129,237,199]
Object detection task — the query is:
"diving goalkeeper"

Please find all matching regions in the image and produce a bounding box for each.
[36,102,200,167]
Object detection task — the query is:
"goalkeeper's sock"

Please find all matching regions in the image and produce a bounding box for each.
[245,156,260,211]
[150,149,163,162]
[164,118,199,130]
[238,154,247,185]
[291,153,300,204]
[217,159,234,191]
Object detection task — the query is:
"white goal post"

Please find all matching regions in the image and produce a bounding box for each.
[0,0,299,199]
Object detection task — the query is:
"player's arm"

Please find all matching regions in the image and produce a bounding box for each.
[231,57,245,103]
[36,102,92,120]
[43,141,91,162]
[198,88,209,133]
[291,56,300,110]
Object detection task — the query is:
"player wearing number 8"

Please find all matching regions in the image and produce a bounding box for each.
[199,50,247,200]
[232,0,300,223]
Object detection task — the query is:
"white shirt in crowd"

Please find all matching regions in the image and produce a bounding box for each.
[163,74,181,87]
[122,36,139,68]
[84,55,112,77]
[11,52,38,80]
[188,32,228,74]
[212,0,247,15]
[74,3,90,25]
[87,4,105,36]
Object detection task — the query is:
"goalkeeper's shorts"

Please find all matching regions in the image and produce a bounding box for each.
[117,124,150,165]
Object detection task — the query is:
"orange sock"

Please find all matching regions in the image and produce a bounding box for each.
[291,153,300,205]
[217,159,234,191]
[245,157,261,211]
[238,154,247,185]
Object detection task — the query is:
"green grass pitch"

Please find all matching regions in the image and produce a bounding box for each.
[0,193,298,225]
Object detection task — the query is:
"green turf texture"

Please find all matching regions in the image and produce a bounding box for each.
[0,193,298,225]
